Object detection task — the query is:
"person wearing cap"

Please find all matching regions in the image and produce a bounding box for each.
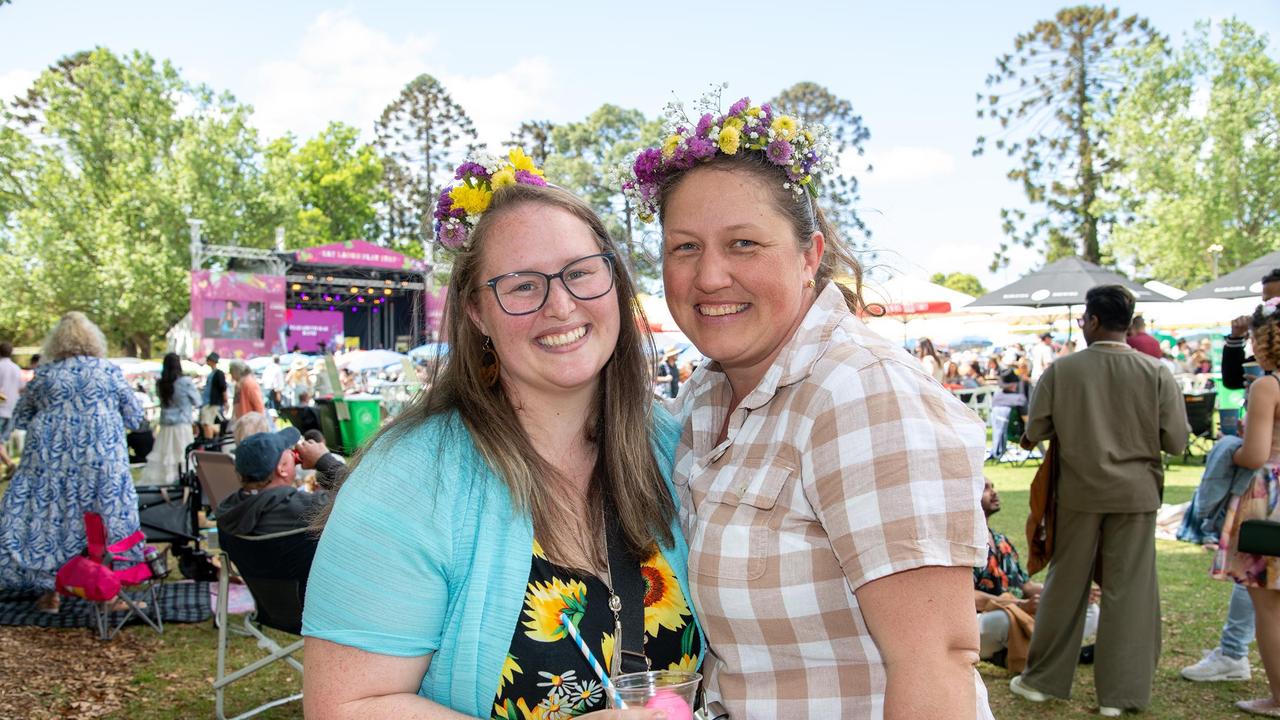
[200,352,228,440]
[655,346,680,398]
[215,427,332,537]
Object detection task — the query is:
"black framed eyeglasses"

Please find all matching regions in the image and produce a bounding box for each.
[483,252,616,316]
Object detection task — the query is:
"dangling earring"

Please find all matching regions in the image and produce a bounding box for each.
[480,336,500,388]
[805,278,816,289]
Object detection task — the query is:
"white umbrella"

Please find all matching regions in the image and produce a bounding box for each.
[340,349,408,372]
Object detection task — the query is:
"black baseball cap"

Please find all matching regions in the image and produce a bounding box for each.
[235,427,300,483]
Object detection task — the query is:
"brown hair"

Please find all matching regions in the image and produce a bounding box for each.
[1252,304,1280,370]
[315,183,673,568]
[656,151,866,312]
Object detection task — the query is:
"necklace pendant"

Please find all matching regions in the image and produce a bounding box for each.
[610,617,623,679]
[609,593,622,613]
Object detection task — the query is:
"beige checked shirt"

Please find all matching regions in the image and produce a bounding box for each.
[672,283,992,719]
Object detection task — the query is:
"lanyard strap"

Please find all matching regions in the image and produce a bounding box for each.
[604,498,650,675]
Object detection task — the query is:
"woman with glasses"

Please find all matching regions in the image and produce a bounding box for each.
[302,163,700,719]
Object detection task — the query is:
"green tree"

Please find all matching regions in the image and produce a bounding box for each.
[0,48,281,354]
[374,74,476,256]
[930,272,987,298]
[269,122,385,248]
[504,120,556,168]
[1106,19,1280,288]
[546,104,663,279]
[770,82,873,246]
[975,6,1162,270]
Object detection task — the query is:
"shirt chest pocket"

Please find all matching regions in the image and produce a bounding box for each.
[690,457,796,582]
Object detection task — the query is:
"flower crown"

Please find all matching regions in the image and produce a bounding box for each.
[433,148,547,250]
[619,91,834,223]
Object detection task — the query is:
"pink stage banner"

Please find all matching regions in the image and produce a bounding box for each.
[285,309,345,353]
[191,271,286,361]
[294,239,424,271]
[424,287,448,341]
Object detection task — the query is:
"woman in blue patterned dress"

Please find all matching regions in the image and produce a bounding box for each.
[0,312,145,612]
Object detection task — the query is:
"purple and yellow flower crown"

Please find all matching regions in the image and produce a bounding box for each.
[433,148,547,249]
[619,93,834,223]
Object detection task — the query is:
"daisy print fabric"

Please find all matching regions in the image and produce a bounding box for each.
[492,540,701,719]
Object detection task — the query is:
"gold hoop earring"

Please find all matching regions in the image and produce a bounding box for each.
[480,336,500,388]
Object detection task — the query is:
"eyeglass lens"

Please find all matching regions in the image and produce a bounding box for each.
[492,254,613,315]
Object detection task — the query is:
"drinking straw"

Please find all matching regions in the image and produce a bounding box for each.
[560,612,627,709]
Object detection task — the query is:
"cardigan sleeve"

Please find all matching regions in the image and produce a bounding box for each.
[302,420,457,657]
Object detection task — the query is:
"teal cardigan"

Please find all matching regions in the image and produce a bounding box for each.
[302,406,697,717]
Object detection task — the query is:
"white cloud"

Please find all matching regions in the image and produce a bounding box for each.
[0,68,38,106]
[246,10,553,148]
[248,10,436,141]
[856,145,956,184]
[441,58,554,150]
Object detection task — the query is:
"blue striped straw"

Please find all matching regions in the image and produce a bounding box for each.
[560,612,627,709]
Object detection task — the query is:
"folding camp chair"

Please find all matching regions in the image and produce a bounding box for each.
[1183,392,1217,464]
[56,512,167,640]
[214,528,317,720]
[194,450,242,514]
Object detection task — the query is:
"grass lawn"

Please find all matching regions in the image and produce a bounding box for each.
[0,458,1270,718]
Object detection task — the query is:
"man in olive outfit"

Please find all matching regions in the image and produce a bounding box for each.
[1009,285,1188,715]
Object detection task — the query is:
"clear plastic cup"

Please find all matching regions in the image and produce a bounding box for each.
[611,670,701,716]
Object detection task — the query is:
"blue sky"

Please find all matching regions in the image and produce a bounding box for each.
[3,1,1278,291]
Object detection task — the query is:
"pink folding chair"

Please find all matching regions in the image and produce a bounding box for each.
[55,512,167,640]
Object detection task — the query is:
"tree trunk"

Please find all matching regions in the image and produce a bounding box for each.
[1073,31,1101,264]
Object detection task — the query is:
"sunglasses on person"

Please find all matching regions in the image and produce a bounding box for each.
[483,252,616,316]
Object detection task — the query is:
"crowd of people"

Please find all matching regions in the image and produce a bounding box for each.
[3,95,1280,720]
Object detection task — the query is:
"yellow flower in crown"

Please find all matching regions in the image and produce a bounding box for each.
[771,115,799,141]
[661,133,681,159]
[717,126,741,155]
[722,116,746,132]
[449,183,492,215]
[491,166,517,190]
[522,576,587,642]
[642,550,690,636]
[508,147,545,176]
[745,105,762,117]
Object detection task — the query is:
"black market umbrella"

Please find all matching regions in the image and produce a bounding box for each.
[1181,250,1280,301]
[968,257,1173,340]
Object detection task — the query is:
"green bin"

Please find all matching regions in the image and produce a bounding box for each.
[314,398,343,452]
[335,395,382,454]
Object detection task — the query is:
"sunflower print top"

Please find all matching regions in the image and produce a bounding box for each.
[492,540,702,719]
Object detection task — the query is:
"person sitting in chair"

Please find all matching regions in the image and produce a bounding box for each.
[216,427,331,537]
[976,478,1098,671]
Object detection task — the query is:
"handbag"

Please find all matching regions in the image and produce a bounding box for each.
[1238,519,1280,557]
[56,554,122,602]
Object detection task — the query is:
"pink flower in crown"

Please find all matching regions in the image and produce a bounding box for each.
[765,139,793,165]
[633,148,664,184]
[438,222,468,249]
[514,170,547,186]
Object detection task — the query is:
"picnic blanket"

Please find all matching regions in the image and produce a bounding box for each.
[0,580,211,628]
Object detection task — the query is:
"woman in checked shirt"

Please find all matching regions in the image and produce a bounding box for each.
[624,100,992,719]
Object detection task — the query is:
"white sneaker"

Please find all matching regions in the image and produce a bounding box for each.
[1099,707,1122,717]
[1009,675,1051,703]
[1180,647,1252,681]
